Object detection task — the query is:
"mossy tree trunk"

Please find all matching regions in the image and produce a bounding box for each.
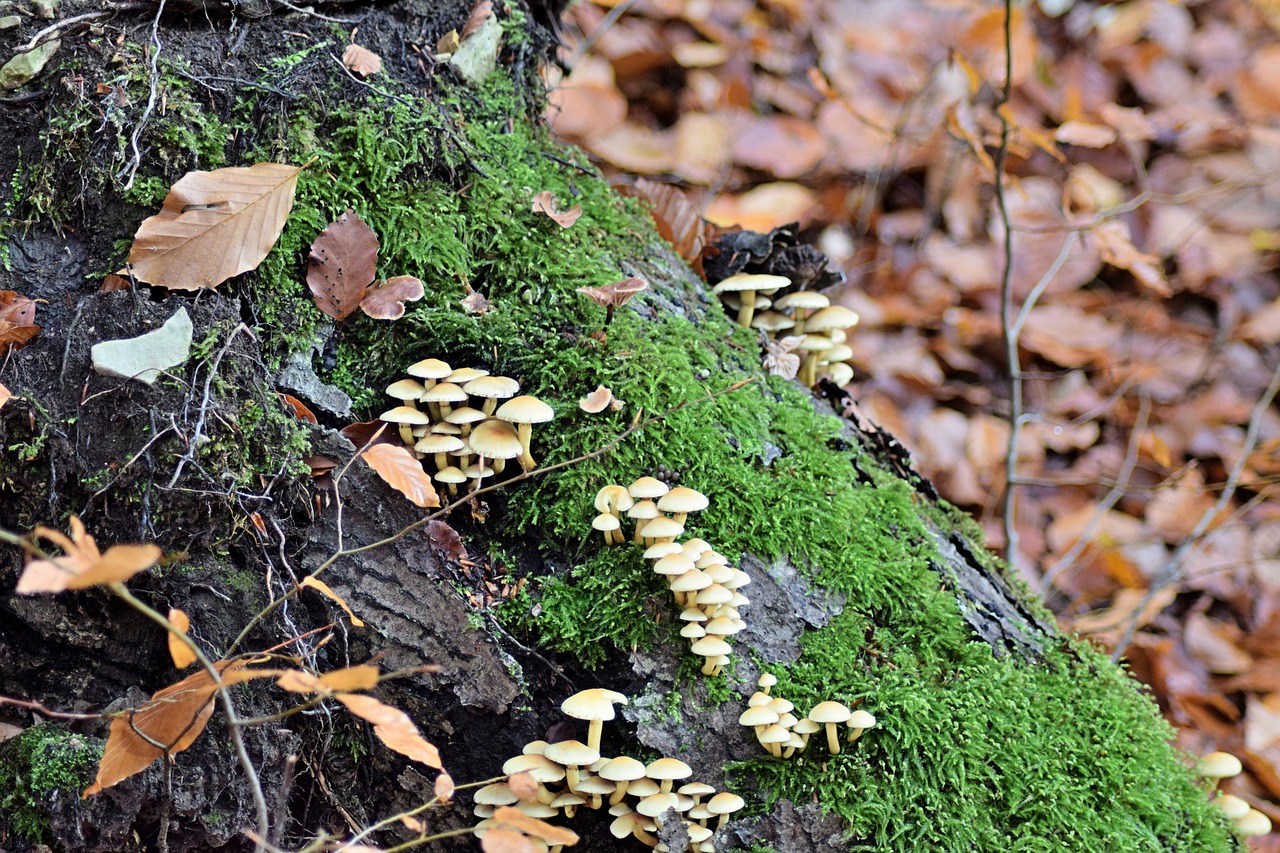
[0,1,1240,851]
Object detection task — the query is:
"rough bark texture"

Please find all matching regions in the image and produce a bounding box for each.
[0,1,1240,851]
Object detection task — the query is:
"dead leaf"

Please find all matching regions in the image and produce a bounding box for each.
[461,0,493,39]
[623,178,716,267]
[1055,121,1118,148]
[17,516,161,594]
[319,664,380,692]
[0,291,40,354]
[339,420,391,450]
[461,286,491,314]
[579,385,615,413]
[492,806,579,845]
[531,191,583,228]
[481,829,537,853]
[343,43,382,77]
[705,183,816,232]
[336,693,443,769]
[507,770,540,802]
[98,273,132,293]
[361,443,441,508]
[278,393,318,424]
[402,813,426,832]
[299,575,366,627]
[426,520,466,562]
[731,115,827,178]
[308,209,380,321]
[361,275,424,320]
[85,661,264,795]
[434,771,455,804]
[122,163,302,291]
[1184,613,1253,675]
[167,608,196,669]
[0,383,10,411]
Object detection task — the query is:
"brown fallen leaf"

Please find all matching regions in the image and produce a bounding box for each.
[98,273,132,293]
[0,290,40,355]
[481,828,537,853]
[491,806,579,845]
[278,392,318,424]
[621,179,717,271]
[579,385,615,413]
[342,43,382,77]
[0,382,11,411]
[276,663,379,694]
[360,275,424,320]
[426,520,466,562]
[299,575,366,627]
[461,0,493,39]
[434,771,455,805]
[531,191,583,228]
[507,770,540,802]
[308,209,380,321]
[336,693,443,769]
[339,420,393,450]
[17,516,161,594]
[167,608,196,669]
[122,163,303,291]
[361,443,441,508]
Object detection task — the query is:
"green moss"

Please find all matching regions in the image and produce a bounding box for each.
[0,724,101,845]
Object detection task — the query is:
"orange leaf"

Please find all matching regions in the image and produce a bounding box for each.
[507,770,540,802]
[299,575,366,627]
[481,828,537,853]
[360,275,425,321]
[336,694,443,769]
[492,806,579,845]
[579,385,614,413]
[319,664,380,692]
[17,517,161,594]
[531,191,583,228]
[85,661,269,796]
[307,209,380,321]
[402,813,426,832]
[342,43,382,77]
[434,771,455,804]
[361,443,441,508]
[275,670,327,693]
[0,382,10,411]
[167,608,196,669]
[278,393,318,424]
[0,291,40,355]
[121,163,302,291]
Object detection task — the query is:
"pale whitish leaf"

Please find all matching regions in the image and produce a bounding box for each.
[122,163,302,291]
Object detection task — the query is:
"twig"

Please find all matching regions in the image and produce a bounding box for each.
[1110,358,1280,661]
[0,694,106,720]
[16,10,114,53]
[994,0,1018,571]
[270,0,355,23]
[167,324,253,489]
[117,0,167,191]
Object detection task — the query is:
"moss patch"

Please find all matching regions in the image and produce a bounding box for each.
[0,724,102,845]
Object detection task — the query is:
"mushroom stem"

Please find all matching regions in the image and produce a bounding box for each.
[736,291,758,327]
[434,452,449,472]
[700,656,717,676]
[396,425,416,446]
[633,826,657,847]
[586,720,604,753]
[492,457,506,475]
[516,422,536,470]
[824,723,841,755]
[565,764,581,792]
[609,781,630,806]
[481,398,499,417]
[671,512,689,526]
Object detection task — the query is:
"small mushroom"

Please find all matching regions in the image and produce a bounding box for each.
[577,276,649,326]
[645,757,692,794]
[561,688,628,753]
[713,272,791,327]
[656,486,709,526]
[380,405,430,446]
[386,378,427,412]
[1196,751,1243,781]
[421,381,468,421]
[705,792,744,830]
[758,673,777,695]
[464,375,520,416]
[550,791,586,818]
[469,418,523,475]
[628,475,670,501]
[689,635,731,676]
[1235,808,1273,837]
[495,395,555,471]
[415,433,464,471]
[543,740,600,792]
[808,701,853,754]
[434,465,467,497]
[1215,794,1251,820]
[775,291,829,334]
[600,755,648,805]
[610,811,658,847]
[593,512,623,546]
[574,774,616,810]
[846,709,876,743]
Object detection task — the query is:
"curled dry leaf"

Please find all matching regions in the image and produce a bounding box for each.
[17,516,161,594]
[623,178,716,267]
[278,392,318,423]
[276,663,379,693]
[342,43,382,77]
[426,520,467,562]
[361,443,441,508]
[308,209,380,321]
[461,285,492,315]
[299,575,366,627]
[763,335,803,380]
[531,191,583,228]
[84,660,273,795]
[461,0,493,39]
[336,693,443,769]
[579,385,615,413]
[167,608,196,669]
[492,806,579,846]
[0,290,40,355]
[1054,121,1119,148]
[121,163,302,291]
[98,273,132,293]
[360,275,424,320]
[434,770,455,804]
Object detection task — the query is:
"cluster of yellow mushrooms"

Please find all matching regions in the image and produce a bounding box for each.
[473,689,744,851]
[712,272,861,388]
[378,358,554,494]
[738,675,876,759]
[1195,751,1273,837]
[592,480,750,677]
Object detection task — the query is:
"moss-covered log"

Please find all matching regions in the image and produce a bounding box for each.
[0,0,1240,851]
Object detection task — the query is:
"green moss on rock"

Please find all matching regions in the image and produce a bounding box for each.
[0,724,101,845]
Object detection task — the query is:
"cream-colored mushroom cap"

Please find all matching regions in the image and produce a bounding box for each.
[434,465,467,484]
[776,291,829,312]
[445,406,488,426]
[502,753,566,783]
[681,538,713,558]
[464,374,520,400]
[739,706,779,727]
[823,362,855,387]
[592,513,621,532]
[680,623,706,639]
[599,756,647,782]
[516,800,558,818]
[712,272,790,294]
[386,378,426,400]
[636,791,681,818]
[654,554,697,577]
[679,782,716,799]
[689,636,732,658]
[474,783,518,805]
[686,824,714,844]
[644,541,684,560]
[421,381,468,403]
[766,697,794,715]
[759,724,790,745]
[751,310,796,334]
[670,571,712,594]
[642,517,685,541]
[523,740,549,755]
[808,701,852,724]
[1196,751,1243,779]
[704,615,742,635]
[543,740,600,767]
[551,792,586,810]
[679,607,708,622]
[1216,794,1251,820]
[848,710,877,729]
[657,486,709,515]
[594,484,635,514]
[380,405,430,425]
[796,333,834,352]
[628,475,670,499]
[822,343,855,363]
[706,792,745,816]
[496,394,554,424]
[562,688,627,722]
[1235,808,1272,837]
[646,758,692,784]
[469,419,524,459]
[407,358,452,379]
[415,433,463,455]
[446,366,489,383]
[627,778,661,798]
[793,718,821,735]
[694,584,733,607]
[804,305,860,333]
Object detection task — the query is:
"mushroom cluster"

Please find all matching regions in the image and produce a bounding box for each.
[739,675,877,758]
[472,689,744,852]
[1194,751,1273,837]
[378,358,554,494]
[590,480,750,676]
[712,272,861,388]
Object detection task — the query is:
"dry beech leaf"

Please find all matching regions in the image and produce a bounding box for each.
[0,382,11,411]
[342,43,382,77]
[624,178,716,266]
[336,693,443,769]
[434,771,455,804]
[507,770,540,802]
[531,191,583,228]
[122,163,302,291]
[0,290,40,355]
[360,275,424,320]
[481,828,536,853]
[299,575,366,627]
[308,209,380,321]
[401,814,426,833]
[85,660,267,795]
[461,286,492,315]
[1055,121,1118,148]
[17,516,161,594]
[579,385,614,413]
[339,420,392,450]
[361,443,441,508]
[461,0,493,39]
[492,806,579,845]
[278,392,318,424]
[319,664,380,692]
[98,273,132,293]
[426,520,466,562]
[167,608,196,669]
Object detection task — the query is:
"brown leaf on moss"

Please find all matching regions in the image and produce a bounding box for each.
[360,275,424,320]
[531,191,583,228]
[307,209,380,321]
[342,43,382,77]
[0,290,40,355]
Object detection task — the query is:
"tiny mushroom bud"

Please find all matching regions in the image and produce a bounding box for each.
[1236,808,1273,837]
[758,673,777,695]
[496,394,555,470]
[808,701,853,755]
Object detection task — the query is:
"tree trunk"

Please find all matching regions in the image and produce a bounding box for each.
[0,1,1238,851]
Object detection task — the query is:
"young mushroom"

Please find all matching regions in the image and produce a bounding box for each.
[712,272,790,327]
[808,701,853,754]
[464,374,520,416]
[380,405,430,446]
[561,688,628,752]
[656,486,708,527]
[846,709,877,743]
[495,394,555,471]
[469,418,524,475]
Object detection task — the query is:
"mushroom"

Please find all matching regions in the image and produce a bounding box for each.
[469,418,524,475]
[599,755,647,805]
[495,395,555,471]
[689,635,731,676]
[846,709,877,743]
[628,475,670,502]
[550,792,586,818]
[751,310,796,340]
[593,512,623,546]
[445,405,488,439]
[561,688,628,752]
[577,276,650,326]
[712,272,790,327]
[808,701,853,754]
[434,465,467,496]
[656,486,709,526]
[386,378,427,412]
[739,705,780,743]
[380,405,430,446]
[574,774,616,810]
[820,361,855,388]
[1235,809,1273,837]
[464,375,521,416]
[447,366,489,384]
[758,723,790,758]
[407,358,452,416]
[757,673,777,695]
[421,381,468,421]
[641,516,685,545]
[775,291,829,334]
[610,811,658,847]
[628,499,660,543]
[791,718,820,754]
[415,433,464,471]
[645,757,692,794]
[636,792,681,830]
[704,792,744,830]
[473,782,519,813]
[1196,751,1243,781]
[542,740,600,792]
[796,334,835,387]
[644,541,684,561]
[502,754,567,805]
[1215,794,1251,820]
